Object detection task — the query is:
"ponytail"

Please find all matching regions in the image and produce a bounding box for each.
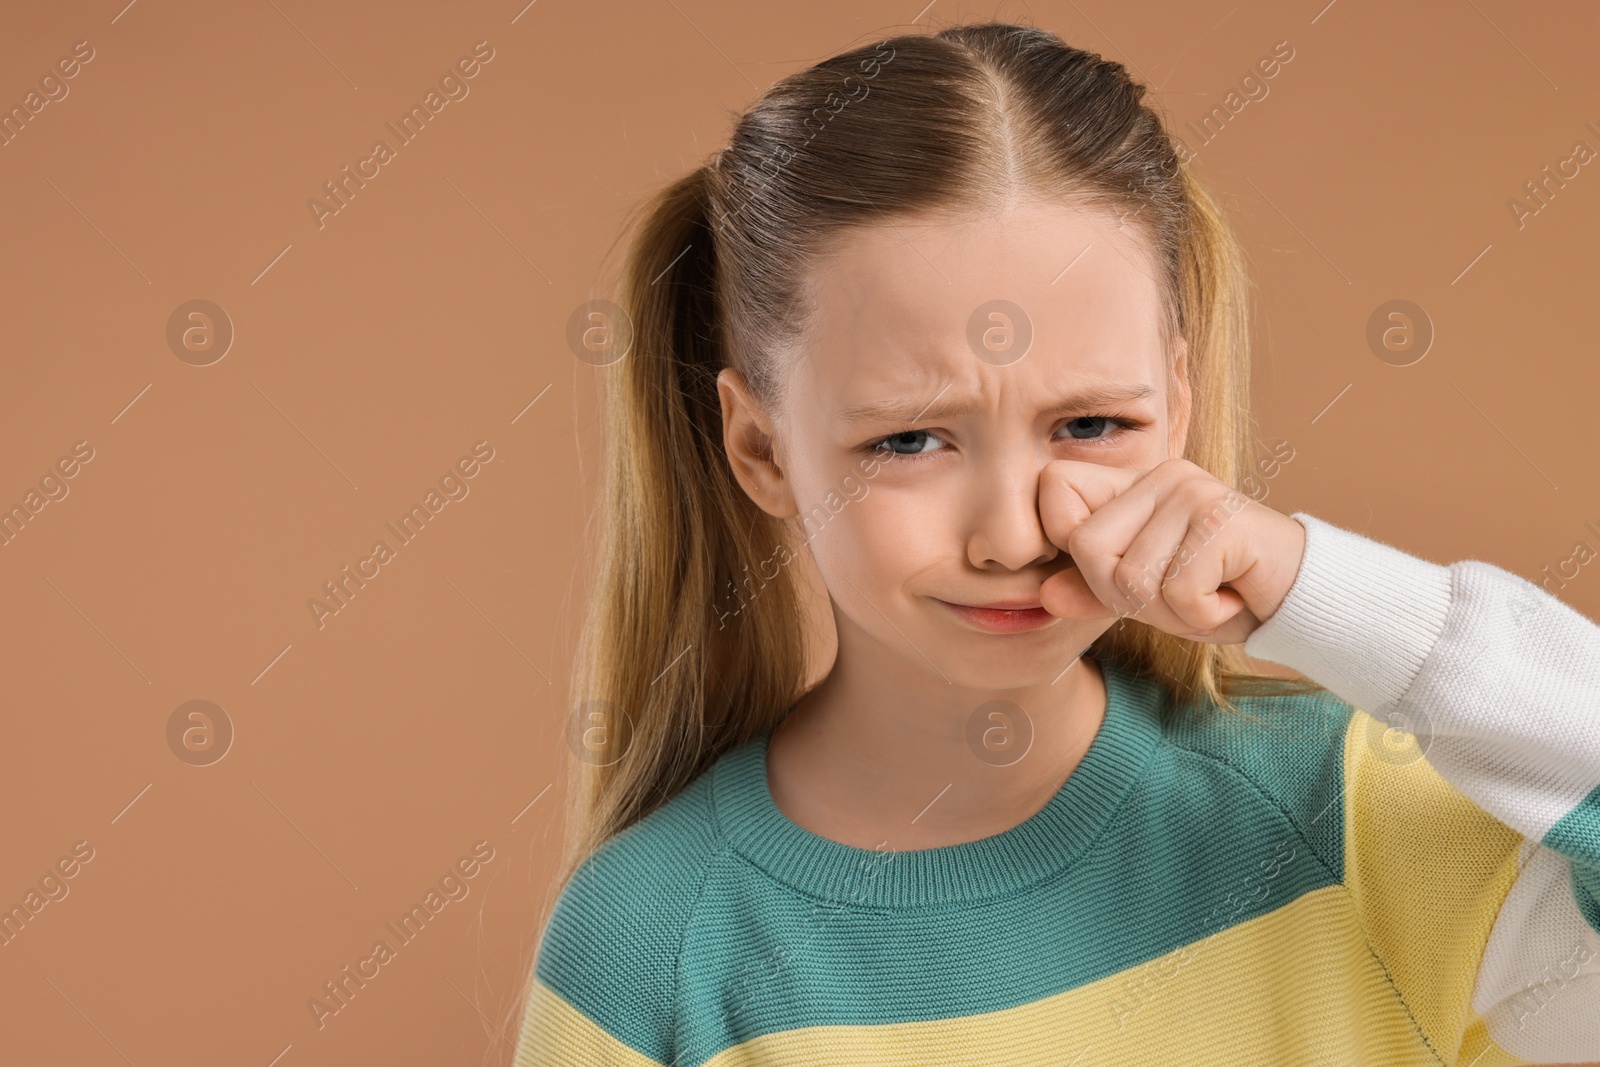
[541,162,811,919]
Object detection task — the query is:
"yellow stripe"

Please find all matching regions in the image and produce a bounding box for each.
[1457,1015,1538,1067]
[514,975,668,1067]
[699,886,1440,1066]
[1343,707,1532,1065]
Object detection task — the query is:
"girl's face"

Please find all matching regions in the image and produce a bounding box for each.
[719,199,1191,692]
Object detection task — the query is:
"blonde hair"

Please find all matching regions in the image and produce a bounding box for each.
[535,19,1325,957]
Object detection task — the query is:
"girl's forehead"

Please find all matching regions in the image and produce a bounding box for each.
[789,324,1169,426]
[790,210,1169,409]
[798,203,1167,345]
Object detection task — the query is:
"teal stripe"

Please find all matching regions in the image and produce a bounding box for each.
[1542,779,1600,935]
[674,740,1342,1064]
[535,661,1360,1067]
[534,769,723,1066]
[1161,684,1353,884]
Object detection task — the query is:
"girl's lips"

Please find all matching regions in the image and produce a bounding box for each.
[936,599,1059,633]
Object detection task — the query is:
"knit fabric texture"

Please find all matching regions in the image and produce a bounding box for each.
[512,512,1600,1066]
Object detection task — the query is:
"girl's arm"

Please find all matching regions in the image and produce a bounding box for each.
[1242,511,1600,1065]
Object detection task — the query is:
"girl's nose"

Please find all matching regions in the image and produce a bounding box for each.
[966,461,1059,571]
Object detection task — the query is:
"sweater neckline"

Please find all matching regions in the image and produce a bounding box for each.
[711,657,1166,910]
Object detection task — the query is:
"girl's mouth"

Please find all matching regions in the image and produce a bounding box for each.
[934,599,1059,634]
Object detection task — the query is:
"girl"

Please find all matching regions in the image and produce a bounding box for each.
[511,21,1600,1067]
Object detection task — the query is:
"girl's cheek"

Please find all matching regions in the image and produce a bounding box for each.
[852,500,947,563]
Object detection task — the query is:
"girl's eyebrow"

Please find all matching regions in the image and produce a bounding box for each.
[837,382,1156,424]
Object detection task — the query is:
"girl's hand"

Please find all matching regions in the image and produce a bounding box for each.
[1037,458,1308,645]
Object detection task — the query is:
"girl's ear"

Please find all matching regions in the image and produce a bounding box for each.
[1168,336,1192,460]
[717,367,797,519]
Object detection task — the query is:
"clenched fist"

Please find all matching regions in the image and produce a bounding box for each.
[1038,457,1307,646]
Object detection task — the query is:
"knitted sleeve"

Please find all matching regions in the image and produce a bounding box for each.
[1242,511,1600,1065]
[511,856,681,1067]
[510,813,719,1067]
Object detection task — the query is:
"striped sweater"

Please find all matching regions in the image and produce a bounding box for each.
[513,512,1600,1065]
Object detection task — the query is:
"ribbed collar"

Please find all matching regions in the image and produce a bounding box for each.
[710,658,1166,910]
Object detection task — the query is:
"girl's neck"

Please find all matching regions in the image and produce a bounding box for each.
[765,654,1109,852]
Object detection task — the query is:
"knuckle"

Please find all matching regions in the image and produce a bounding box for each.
[1066,524,1102,555]
[1114,559,1158,601]
[1163,576,1201,614]
[1111,559,1141,592]
[1159,456,1201,481]
[1188,491,1236,530]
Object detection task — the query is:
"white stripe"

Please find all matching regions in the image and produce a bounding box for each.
[1394,559,1600,840]
[1245,514,1600,839]
[1474,842,1600,1061]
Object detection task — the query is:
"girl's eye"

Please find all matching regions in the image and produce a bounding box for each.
[868,429,948,459]
[1059,416,1136,444]
[863,416,1139,462]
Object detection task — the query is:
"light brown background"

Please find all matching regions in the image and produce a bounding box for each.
[2,1,1597,1064]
